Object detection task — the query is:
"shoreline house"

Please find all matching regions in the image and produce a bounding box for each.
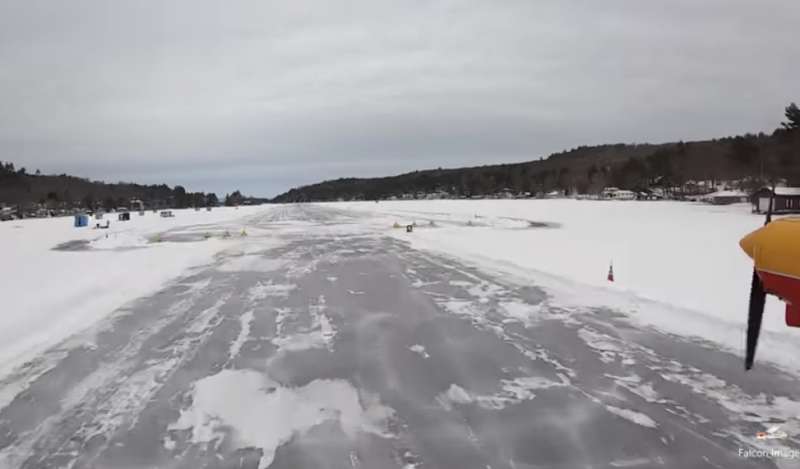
[0,204,15,221]
[601,187,636,200]
[130,199,145,212]
[700,190,749,205]
[751,187,800,214]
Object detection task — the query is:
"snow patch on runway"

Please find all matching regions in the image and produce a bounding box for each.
[411,278,436,288]
[272,296,336,352]
[248,281,296,301]
[437,376,567,411]
[438,384,473,408]
[311,295,336,349]
[272,329,330,352]
[605,405,658,428]
[441,300,488,326]
[80,356,182,439]
[274,307,291,336]
[52,295,234,450]
[179,277,213,295]
[578,327,627,364]
[449,280,471,288]
[605,374,664,404]
[499,301,541,326]
[660,368,800,443]
[229,310,254,360]
[167,369,394,469]
[467,282,507,303]
[0,350,68,412]
[409,344,430,358]
[184,297,228,334]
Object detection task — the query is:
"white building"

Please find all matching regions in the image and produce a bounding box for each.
[753,186,800,213]
[0,205,15,221]
[699,190,749,205]
[130,199,145,211]
[601,187,636,200]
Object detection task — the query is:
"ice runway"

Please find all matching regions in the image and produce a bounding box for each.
[1,204,799,468]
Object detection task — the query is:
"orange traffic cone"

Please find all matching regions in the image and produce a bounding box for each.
[607,263,614,282]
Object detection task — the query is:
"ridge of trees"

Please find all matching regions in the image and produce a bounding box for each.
[0,167,260,210]
[272,103,800,202]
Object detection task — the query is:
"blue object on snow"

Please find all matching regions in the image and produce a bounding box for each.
[74,213,89,227]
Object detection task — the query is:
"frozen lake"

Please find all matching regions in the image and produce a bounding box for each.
[0,201,799,468]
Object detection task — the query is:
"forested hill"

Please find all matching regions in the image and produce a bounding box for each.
[0,164,260,210]
[272,105,800,202]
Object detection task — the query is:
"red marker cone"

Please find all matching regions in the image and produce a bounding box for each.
[607,263,614,282]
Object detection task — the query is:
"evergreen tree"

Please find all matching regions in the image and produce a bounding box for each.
[225,190,244,206]
[586,164,599,183]
[173,185,188,208]
[727,136,759,170]
[783,102,800,130]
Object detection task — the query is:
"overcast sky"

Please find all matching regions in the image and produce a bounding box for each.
[1,0,798,197]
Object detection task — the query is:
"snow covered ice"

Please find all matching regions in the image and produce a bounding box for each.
[1,201,800,468]
[0,206,267,381]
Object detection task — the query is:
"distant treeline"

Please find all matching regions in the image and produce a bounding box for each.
[0,163,261,210]
[272,103,800,202]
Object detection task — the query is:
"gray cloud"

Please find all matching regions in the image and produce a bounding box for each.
[1,0,798,196]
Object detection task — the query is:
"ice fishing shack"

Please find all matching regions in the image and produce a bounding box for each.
[73,213,89,227]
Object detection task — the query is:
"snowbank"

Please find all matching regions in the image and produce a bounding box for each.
[0,206,267,379]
